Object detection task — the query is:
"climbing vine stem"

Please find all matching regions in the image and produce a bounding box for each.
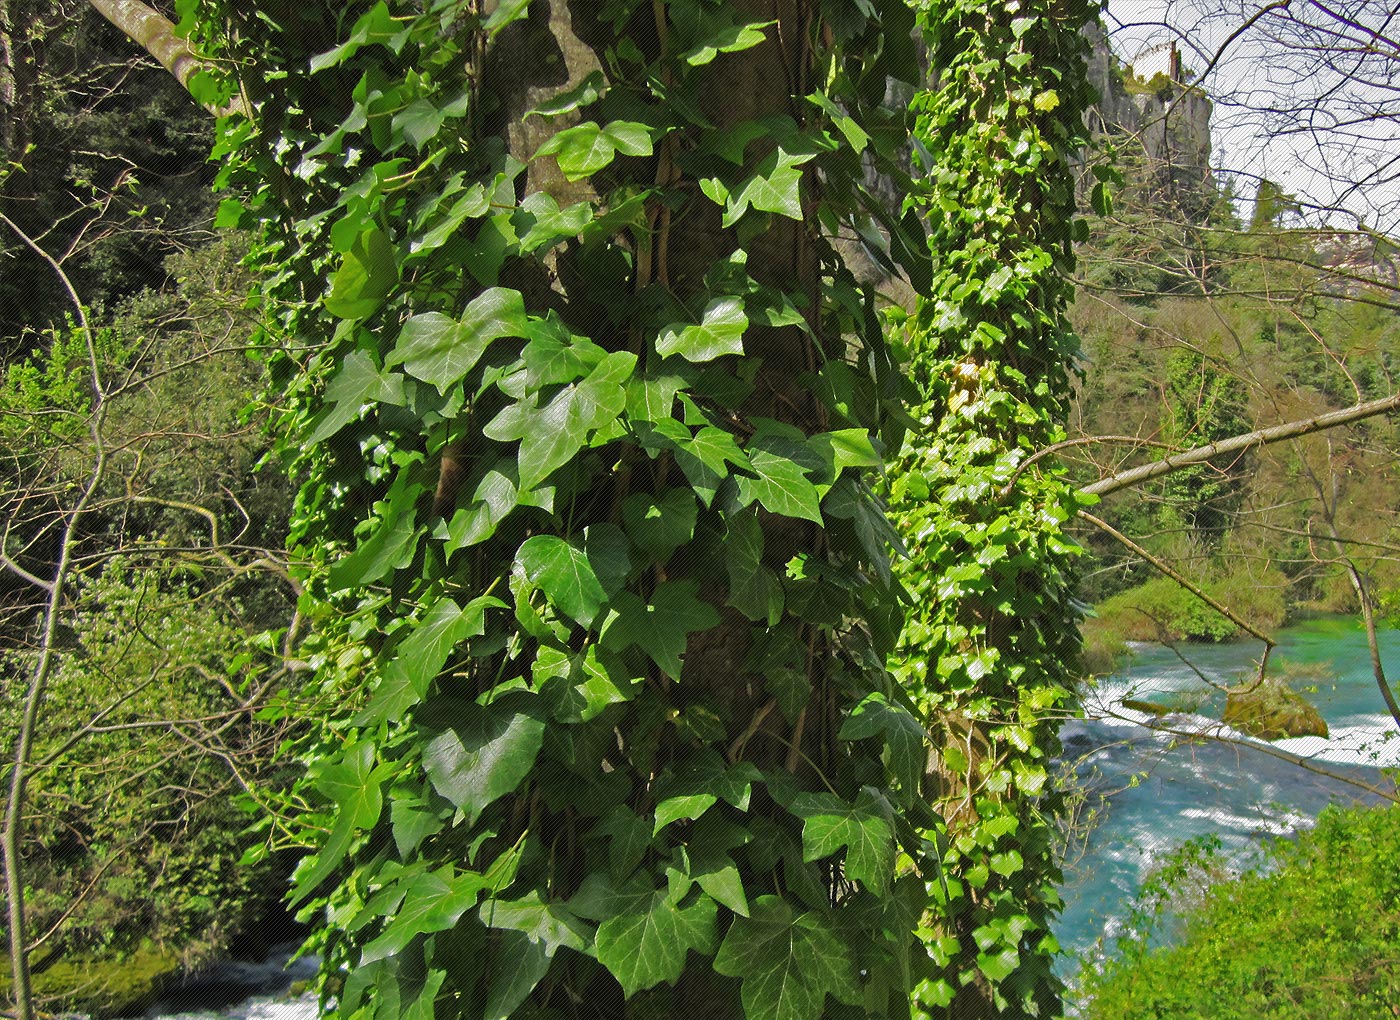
[893,0,1097,1016]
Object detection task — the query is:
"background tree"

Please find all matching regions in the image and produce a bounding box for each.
[0,202,300,1016]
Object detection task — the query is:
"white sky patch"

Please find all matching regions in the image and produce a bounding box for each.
[1101,0,1400,234]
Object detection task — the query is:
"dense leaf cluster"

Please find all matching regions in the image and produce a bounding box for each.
[180,0,1019,1017]
[1080,804,1400,1019]
[892,0,1095,1015]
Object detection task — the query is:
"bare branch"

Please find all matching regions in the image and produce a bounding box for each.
[1081,390,1400,498]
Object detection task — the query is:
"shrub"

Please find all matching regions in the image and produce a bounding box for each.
[1077,803,1400,1019]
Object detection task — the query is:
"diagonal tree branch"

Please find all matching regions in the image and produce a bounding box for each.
[1080,390,1400,499]
[86,0,247,117]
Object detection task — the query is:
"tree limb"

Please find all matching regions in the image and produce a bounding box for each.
[86,0,248,117]
[1081,390,1400,499]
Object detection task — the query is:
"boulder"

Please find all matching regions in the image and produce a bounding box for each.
[1223,676,1329,740]
[1122,698,1173,718]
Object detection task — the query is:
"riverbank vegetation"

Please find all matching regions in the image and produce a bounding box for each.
[1077,802,1400,1019]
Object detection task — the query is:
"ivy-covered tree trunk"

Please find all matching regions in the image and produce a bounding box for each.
[895,1,1096,1016]
[114,0,1101,1017]
[185,2,946,1019]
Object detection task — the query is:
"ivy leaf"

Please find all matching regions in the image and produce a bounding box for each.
[653,793,717,835]
[535,120,654,180]
[673,425,749,507]
[422,699,546,824]
[839,693,927,800]
[325,226,397,321]
[360,594,502,724]
[736,445,823,524]
[390,794,442,858]
[516,534,607,627]
[600,581,719,679]
[594,890,718,998]
[482,0,530,36]
[327,471,425,591]
[396,98,445,150]
[307,350,405,444]
[483,930,551,1020]
[481,890,592,955]
[515,192,593,253]
[625,372,686,423]
[410,183,489,254]
[292,742,386,902]
[441,463,520,554]
[789,788,895,895]
[390,288,528,391]
[681,18,774,65]
[622,488,698,562]
[361,868,488,963]
[521,318,605,385]
[656,296,747,361]
[713,896,859,1020]
[809,428,881,476]
[589,806,654,882]
[486,351,636,489]
[529,70,606,118]
[723,148,811,226]
[724,510,783,625]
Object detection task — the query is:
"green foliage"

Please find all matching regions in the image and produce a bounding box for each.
[892,0,1096,1015]
[1079,804,1400,1019]
[0,560,281,964]
[1157,349,1251,544]
[0,233,297,1012]
[180,0,981,1017]
[1092,572,1287,644]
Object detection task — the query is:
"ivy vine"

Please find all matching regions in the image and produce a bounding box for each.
[895,0,1096,1016]
[179,0,1098,1016]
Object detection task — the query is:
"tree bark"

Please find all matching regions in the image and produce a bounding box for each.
[85,0,247,116]
[1080,390,1400,499]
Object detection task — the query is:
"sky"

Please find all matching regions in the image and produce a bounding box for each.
[1097,0,1400,234]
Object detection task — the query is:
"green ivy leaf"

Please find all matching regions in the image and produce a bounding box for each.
[529,71,606,118]
[307,350,406,444]
[622,488,698,562]
[723,148,810,226]
[681,18,774,65]
[839,693,926,801]
[325,226,398,320]
[486,351,636,489]
[516,534,608,627]
[483,930,551,1020]
[590,806,654,883]
[600,581,719,679]
[292,742,387,902]
[422,699,546,824]
[736,443,823,524]
[361,867,488,963]
[410,183,489,254]
[360,594,502,724]
[712,896,859,1020]
[594,889,718,997]
[653,793,717,835]
[327,471,425,592]
[624,372,686,423]
[724,510,783,625]
[535,120,654,180]
[396,98,445,150]
[389,288,529,391]
[481,890,592,955]
[789,788,896,895]
[656,296,748,362]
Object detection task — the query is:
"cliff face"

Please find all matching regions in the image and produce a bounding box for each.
[1082,21,1215,219]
